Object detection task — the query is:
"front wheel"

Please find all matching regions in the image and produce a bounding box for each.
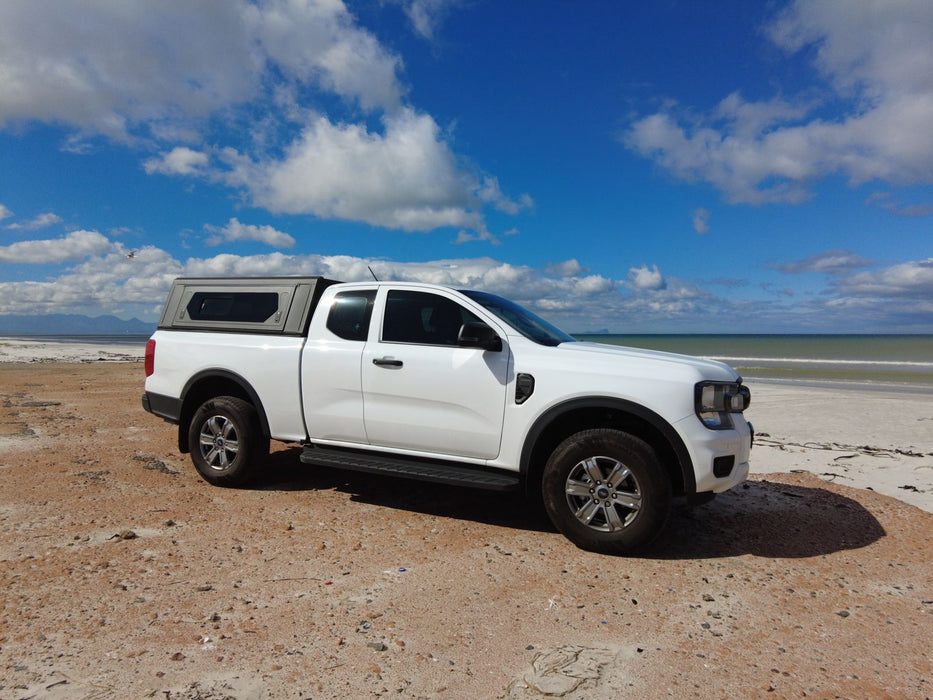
[188,396,267,487]
[541,429,671,555]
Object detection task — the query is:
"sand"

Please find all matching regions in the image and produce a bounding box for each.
[1,350,931,698]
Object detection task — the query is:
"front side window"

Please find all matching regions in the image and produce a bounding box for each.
[327,290,376,341]
[382,290,480,346]
[460,290,575,347]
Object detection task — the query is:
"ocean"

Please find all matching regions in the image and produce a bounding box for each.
[4,332,932,393]
[574,334,933,393]
[0,334,152,346]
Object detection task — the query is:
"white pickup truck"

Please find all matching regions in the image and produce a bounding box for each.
[142,276,752,554]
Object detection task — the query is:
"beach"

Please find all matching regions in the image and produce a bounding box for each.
[0,337,147,364]
[1,347,931,697]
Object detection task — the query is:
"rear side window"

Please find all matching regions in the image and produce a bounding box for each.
[327,290,376,341]
[186,292,279,323]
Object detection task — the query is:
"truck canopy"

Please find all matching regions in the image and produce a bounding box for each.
[157,276,339,335]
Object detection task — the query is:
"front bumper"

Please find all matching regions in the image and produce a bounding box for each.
[675,414,753,494]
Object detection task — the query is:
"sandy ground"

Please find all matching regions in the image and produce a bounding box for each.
[1,358,932,699]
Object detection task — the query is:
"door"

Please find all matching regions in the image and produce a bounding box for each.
[301,288,376,443]
[361,288,510,459]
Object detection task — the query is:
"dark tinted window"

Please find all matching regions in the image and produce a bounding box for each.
[186,292,279,323]
[327,290,376,341]
[460,290,575,346]
[382,290,479,346]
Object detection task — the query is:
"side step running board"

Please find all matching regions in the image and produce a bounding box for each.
[300,446,520,492]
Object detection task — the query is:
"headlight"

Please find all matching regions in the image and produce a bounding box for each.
[695,381,751,430]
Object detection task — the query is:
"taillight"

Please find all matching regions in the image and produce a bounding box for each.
[145,339,156,377]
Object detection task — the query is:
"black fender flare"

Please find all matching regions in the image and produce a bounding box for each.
[519,397,696,495]
[178,369,271,451]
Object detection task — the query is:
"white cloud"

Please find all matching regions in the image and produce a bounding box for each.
[713,92,812,138]
[222,108,526,235]
[0,246,183,316]
[624,1,933,204]
[627,264,665,291]
[143,147,209,176]
[246,0,404,111]
[5,212,63,231]
[0,230,113,263]
[767,0,933,98]
[0,1,255,141]
[774,249,874,275]
[864,192,933,218]
[573,275,615,295]
[0,0,404,140]
[454,229,500,245]
[2,241,931,331]
[0,204,12,221]
[400,0,462,41]
[0,1,524,242]
[203,218,296,249]
[477,176,535,215]
[691,208,711,234]
[834,258,933,299]
[546,259,588,277]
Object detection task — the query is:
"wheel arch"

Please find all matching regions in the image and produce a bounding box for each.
[177,370,270,453]
[520,397,695,499]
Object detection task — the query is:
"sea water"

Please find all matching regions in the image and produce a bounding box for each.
[0,334,152,346]
[6,332,932,393]
[574,334,933,393]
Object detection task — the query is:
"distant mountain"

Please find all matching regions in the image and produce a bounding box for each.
[0,314,154,336]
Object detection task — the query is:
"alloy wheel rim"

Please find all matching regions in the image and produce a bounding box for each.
[198,415,239,471]
[564,455,642,532]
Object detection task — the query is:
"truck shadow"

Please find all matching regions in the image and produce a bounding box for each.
[652,479,887,559]
[256,449,886,559]
[256,446,553,534]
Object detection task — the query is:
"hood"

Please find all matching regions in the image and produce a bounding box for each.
[560,341,740,382]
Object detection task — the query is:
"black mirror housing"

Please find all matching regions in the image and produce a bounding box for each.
[458,321,502,351]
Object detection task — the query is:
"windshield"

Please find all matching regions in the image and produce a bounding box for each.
[461,290,577,347]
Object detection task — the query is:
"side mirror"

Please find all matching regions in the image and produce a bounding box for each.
[458,321,502,351]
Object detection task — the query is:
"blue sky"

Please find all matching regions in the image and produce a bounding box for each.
[1,0,931,333]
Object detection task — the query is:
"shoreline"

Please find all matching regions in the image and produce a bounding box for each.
[2,336,932,391]
[743,375,933,395]
[0,337,146,363]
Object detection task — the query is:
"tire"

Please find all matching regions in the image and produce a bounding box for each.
[541,429,671,555]
[188,396,268,487]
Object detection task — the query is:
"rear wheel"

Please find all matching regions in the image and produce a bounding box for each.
[188,396,267,487]
[542,429,671,555]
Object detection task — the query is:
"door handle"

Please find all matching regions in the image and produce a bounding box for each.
[372,357,403,367]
